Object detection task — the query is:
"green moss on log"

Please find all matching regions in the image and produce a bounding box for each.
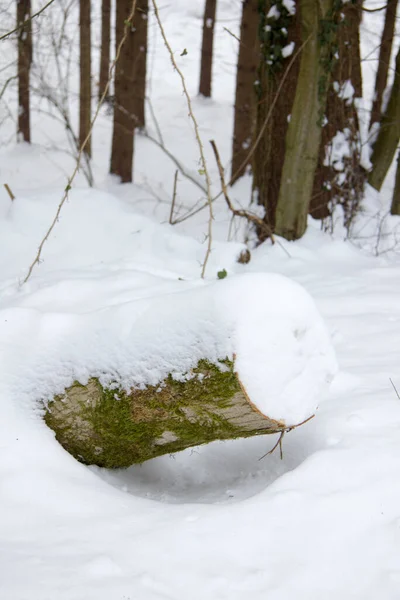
[44,359,283,469]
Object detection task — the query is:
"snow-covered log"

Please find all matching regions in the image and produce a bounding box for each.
[42,271,337,469]
[45,360,286,468]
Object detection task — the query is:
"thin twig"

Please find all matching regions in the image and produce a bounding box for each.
[4,183,15,201]
[151,0,214,278]
[170,170,179,224]
[223,27,241,44]
[22,0,139,284]
[390,378,400,400]
[0,0,56,42]
[210,139,275,241]
[258,414,315,461]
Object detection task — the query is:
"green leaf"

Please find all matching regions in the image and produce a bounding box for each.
[180,48,188,56]
[198,168,205,176]
[217,269,228,280]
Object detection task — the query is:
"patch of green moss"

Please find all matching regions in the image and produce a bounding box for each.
[45,359,265,469]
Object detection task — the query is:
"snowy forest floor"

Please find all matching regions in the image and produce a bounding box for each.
[1,1,400,599]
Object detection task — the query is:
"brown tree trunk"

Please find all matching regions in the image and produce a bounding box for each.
[368,47,400,191]
[253,0,301,236]
[390,150,400,214]
[80,0,92,157]
[131,0,148,129]
[99,0,111,101]
[369,0,397,131]
[310,0,363,225]
[231,0,259,184]
[17,0,32,143]
[110,0,136,183]
[199,0,217,97]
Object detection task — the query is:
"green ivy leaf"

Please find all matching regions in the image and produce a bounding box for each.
[217,269,228,280]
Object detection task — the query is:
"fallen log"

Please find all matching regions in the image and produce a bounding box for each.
[44,358,285,469]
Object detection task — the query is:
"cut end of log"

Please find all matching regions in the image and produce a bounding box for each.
[43,359,285,469]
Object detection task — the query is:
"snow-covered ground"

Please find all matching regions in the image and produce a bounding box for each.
[2,1,400,599]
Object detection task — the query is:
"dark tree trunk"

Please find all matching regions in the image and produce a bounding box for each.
[17,0,32,143]
[110,0,136,183]
[391,150,400,215]
[231,0,259,184]
[369,0,397,131]
[199,0,217,97]
[310,0,363,225]
[369,47,400,191]
[253,0,301,236]
[80,0,92,157]
[131,0,148,129]
[99,0,111,101]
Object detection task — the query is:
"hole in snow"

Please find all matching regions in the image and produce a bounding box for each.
[89,432,319,505]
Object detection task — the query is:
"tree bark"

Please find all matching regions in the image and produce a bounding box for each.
[80,0,92,157]
[131,0,148,129]
[310,0,363,224]
[199,0,217,97]
[368,47,400,192]
[44,360,286,469]
[231,0,260,184]
[390,151,400,214]
[369,0,397,131]
[274,0,334,240]
[17,0,32,143]
[253,0,301,237]
[99,0,111,101]
[110,0,136,183]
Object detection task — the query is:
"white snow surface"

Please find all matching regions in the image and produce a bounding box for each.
[2,1,400,599]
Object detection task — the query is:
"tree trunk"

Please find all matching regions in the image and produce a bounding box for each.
[310,0,363,225]
[368,47,400,192]
[80,0,92,157]
[110,0,136,183]
[274,0,334,240]
[391,151,400,214]
[369,0,397,131]
[231,0,259,184]
[99,0,111,101]
[131,0,148,129]
[199,0,217,97]
[44,360,286,469]
[17,0,32,143]
[253,0,301,236]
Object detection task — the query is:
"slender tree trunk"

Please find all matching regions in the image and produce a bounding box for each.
[231,0,259,184]
[99,0,111,101]
[310,0,363,225]
[369,0,397,131]
[253,0,301,236]
[368,47,400,191]
[275,0,334,240]
[131,0,148,129]
[17,0,32,143]
[390,151,400,214]
[199,0,217,97]
[110,0,136,183]
[80,0,91,157]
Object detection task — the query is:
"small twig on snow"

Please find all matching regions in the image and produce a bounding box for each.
[170,170,179,225]
[4,183,15,201]
[258,414,315,461]
[390,378,400,401]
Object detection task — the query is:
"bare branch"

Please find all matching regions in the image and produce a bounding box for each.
[151,0,214,279]
[0,0,56,42]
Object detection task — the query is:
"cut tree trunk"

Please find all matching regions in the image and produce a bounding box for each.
[253,0,301,236]
[231,0,259,184]
[17,0,32,143]
[199,0,217,97]
[110,0,136,183]
[310,0,363,225]
[80,0,92,157]
[369,0,397,131]
[274,0,334,240]
[131,0,148,129]
[44,360,285,469]
[368,47,400,192]
[99,0,111,101]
